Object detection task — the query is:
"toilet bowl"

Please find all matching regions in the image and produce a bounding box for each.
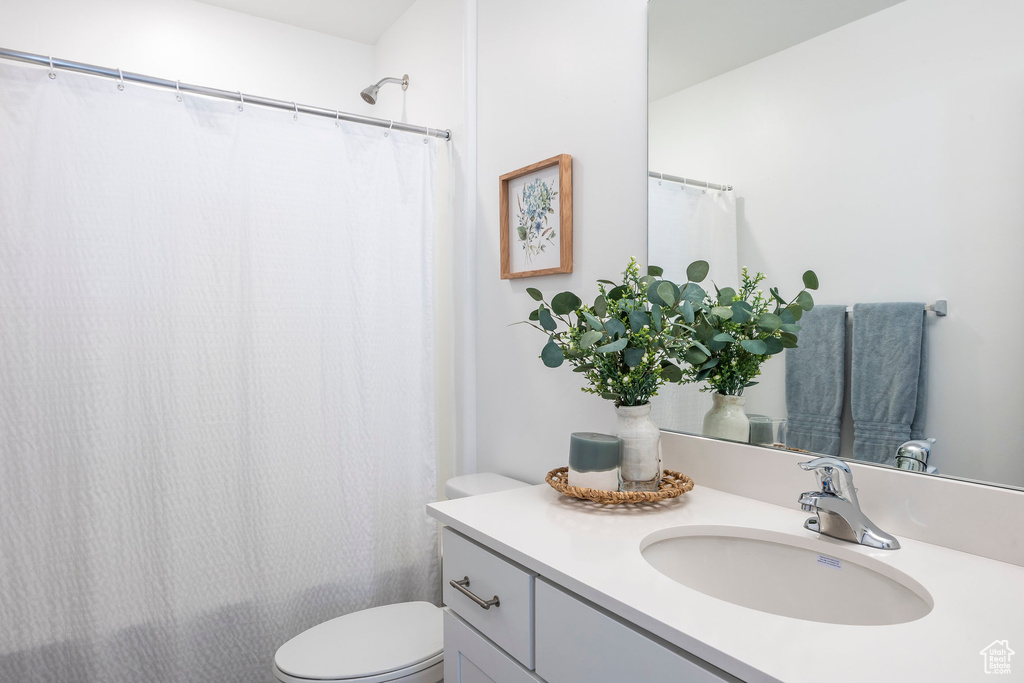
[272,473,529,683]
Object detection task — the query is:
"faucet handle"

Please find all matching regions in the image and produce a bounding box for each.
[798,456,858,503]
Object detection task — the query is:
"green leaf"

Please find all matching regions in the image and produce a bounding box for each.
[787,304,804,321]
[629,310,650,333]
[796,290,815,311]
[647,265,664,277]
[541,340,564,367]
[656,281,678,307]
[551,291,582,315]
[597,279,616,286]
[708,338,727,352]
[579,330,605,349]
[764,337,784,355]
[780,323,802,334]
[660,361,683,382]
[744,381,759,388]
[700,358,719,371]
[711,306,734,320]
[686,260,710,282]
[740,339,768,355]
[730,302,751,324]
[695,368,714,381]
[779,308,797,325]
[582,310,604,330]
[639,275,657,287]
[604,318,627,339]
[681,282,707,304]
[526,287,544,302]
[712,332,735,343]
[770,287,787,306]
[600,392,621,401]
[802,270,819,290]
[680,300,695,324]
[718,287,736,304]
[623,347,645,367]
[596,338,628,353]
[683,347,709,365]
[691,340,711,356]
[650,304,663,332]
[756,312,783,332]
[695,322,716,343]
[607,285,628,301]
[528,309,540,322]
[593,295,608,317]
[539,308,556,332]
[572,364,595,373]
[780,332,799,348]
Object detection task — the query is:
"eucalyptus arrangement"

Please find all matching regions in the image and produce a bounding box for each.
[519,257,694,407]
[518,257,818,484]
[678,265,819,396]
[519,256,703,490]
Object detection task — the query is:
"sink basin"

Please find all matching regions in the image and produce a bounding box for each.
[641,526,933,626]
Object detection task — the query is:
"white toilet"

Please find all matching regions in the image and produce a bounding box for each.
[272,473,530,683]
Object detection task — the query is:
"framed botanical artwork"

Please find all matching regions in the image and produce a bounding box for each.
[499,154,573,279]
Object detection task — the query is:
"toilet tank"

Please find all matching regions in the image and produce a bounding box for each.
[444,473,530,500]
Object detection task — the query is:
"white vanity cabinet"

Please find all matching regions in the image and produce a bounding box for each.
[442,528,736,683]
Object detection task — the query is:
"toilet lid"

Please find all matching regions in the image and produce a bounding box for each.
[274,602,443,680]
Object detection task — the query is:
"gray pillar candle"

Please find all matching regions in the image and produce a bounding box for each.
[568,432,620,492]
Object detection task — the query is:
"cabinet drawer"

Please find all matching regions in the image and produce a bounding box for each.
[443,609,542,683]
[535,579,738,683]
[442,528,536,668]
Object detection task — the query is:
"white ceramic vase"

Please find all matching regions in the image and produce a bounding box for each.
[702,393,750,442]
[615,403,662,492]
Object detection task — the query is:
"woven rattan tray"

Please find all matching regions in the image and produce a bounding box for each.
[545,467,694,505]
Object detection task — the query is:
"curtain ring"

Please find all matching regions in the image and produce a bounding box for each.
[237,92,244,112]
[47,56,56,80]
[175,80,183,102]
[335,110,340,128]
[116,68,125,91]
[384,120,393,137]
[292,102,298,121]
[424,126,430,143]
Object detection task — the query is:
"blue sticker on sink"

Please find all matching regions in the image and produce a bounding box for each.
[817,554,842,570]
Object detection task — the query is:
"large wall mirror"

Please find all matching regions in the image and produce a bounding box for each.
[648,0,1024,490]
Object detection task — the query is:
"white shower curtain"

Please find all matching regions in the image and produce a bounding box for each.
[648,177,738,433]
[0,60,439,682]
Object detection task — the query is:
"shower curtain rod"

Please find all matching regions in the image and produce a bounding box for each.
[650,171,732,192]
[0,47,452,141]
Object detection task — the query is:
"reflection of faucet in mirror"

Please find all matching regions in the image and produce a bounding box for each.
[895,438,937,473]
[647,0,1024,490]
[798,457,900,550]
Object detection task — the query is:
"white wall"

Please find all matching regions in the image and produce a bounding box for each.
[649,0,1024,487]
[0,0,376,112]
[474,0,649,483]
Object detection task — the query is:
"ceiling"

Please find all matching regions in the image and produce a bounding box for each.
[649,0,905,101]
[194,0,416,44]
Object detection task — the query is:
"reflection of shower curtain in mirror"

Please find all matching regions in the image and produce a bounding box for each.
[648,178,738,433]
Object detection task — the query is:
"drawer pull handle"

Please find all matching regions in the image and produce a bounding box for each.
[449,576,500,610]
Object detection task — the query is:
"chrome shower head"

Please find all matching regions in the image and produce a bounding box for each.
[360,74,409,105]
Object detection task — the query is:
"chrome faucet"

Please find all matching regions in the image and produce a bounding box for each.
[797,457,900,550]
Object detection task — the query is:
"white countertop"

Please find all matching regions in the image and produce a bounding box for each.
[427,483,1024,682]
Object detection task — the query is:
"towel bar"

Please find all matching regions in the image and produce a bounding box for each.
[845,300,947,317]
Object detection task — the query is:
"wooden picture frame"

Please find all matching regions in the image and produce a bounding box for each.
[499,154,573,279]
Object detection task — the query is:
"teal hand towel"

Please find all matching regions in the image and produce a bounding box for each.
[851,303,927,464]
[785,305,847,455]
